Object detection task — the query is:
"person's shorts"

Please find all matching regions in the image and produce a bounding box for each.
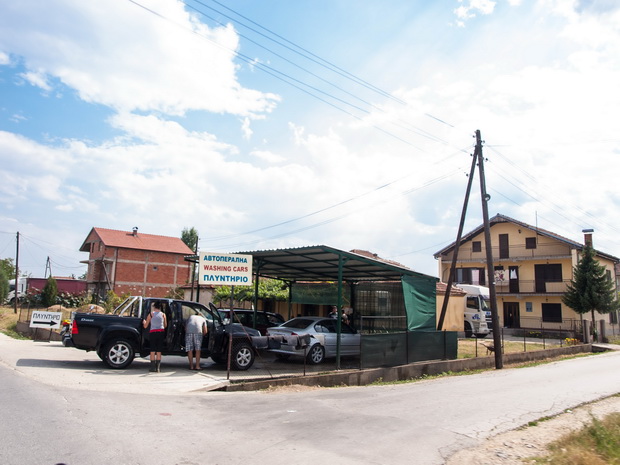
[150,330,165,352]
[185,333,203,352]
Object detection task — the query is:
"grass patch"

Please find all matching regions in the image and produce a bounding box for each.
[458,338,547,359]
[0,306,24,338]
[530,412,620,464]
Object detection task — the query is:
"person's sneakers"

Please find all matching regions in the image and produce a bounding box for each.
[149,360,157,372]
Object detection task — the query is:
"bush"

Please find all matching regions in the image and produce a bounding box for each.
[41,277,59,308]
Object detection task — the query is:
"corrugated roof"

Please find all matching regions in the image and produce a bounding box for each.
[434,213,619,262]
[80,227,193,255]
[236,245,437,282]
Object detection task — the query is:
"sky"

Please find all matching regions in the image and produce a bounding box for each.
[1,0,620,280]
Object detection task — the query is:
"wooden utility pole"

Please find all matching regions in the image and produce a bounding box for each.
[13,232,19,314]
[437,146,479,330]
[437,131,503,369]
[476,130,503,369]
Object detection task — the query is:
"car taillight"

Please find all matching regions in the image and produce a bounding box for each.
[71,320,78,334]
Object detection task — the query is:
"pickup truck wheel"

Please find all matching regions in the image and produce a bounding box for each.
[307,344,325,365]
[102,338,135,369]
[231,342,254,371]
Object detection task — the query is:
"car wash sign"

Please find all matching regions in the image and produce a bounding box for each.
[198,252,253,286]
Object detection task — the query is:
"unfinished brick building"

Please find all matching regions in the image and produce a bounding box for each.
[80,227,193,299]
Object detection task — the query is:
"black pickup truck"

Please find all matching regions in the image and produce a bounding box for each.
[64,296,260,370]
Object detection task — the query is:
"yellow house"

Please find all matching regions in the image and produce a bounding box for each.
[434,214,619,333]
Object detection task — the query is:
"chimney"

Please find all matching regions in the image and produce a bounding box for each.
[582,228,593,247]
[132,227,138,236]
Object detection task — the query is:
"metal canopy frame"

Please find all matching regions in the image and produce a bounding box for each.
[236,245,437,370]
[237,245,431,282]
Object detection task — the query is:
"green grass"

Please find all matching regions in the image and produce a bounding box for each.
[530,412,620,465]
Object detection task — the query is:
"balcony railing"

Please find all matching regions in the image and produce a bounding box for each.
[441,243,573,262]
[494,279,571,294]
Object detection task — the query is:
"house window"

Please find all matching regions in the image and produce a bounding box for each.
[535,264,563,293]
[499,234,509,259]
[542,303,562,323]
[525,237,537,249]
[472,241,482,253]
[454,267,486,286]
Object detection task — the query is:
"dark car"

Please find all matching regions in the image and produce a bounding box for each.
[218,309,285,335]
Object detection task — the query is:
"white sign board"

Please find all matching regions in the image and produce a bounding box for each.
[29,311,62,329]
[198,252,253,286]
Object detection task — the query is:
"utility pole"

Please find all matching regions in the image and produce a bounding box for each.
[437,146,479,330]
[13,232,19,314]
[44,256,52,279]
[476,130,503,369]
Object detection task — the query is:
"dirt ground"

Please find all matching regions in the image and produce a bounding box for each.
[445,395,620,464]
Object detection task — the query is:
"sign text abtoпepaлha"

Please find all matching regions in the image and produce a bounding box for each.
[198,252,253,286]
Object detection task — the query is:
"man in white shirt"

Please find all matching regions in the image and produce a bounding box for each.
[185,313,207,370]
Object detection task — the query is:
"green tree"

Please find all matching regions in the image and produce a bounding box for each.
[181,227,199,283]
[181,227,199,252]
[0,258,16,280]
[563,245,619,341]
[0,267,9,303]
[41,277,59,308]
[212,279,288,306]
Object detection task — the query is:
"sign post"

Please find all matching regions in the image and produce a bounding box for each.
[29,311,62,329]
[29,310,62,342]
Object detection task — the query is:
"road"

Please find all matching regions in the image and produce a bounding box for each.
[0,334,619,465]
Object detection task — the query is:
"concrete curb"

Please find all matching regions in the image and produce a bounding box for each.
[224,344,595,391]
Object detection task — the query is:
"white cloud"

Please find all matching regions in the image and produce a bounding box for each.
[250,150,285,163]
[0,0,278,118]
[454,0,497,22]
[19,70,51,91]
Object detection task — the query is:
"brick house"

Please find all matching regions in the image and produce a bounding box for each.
[434,214,619,333]
[80,227,193,299]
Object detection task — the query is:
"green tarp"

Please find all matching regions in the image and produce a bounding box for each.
[402,274,437,331]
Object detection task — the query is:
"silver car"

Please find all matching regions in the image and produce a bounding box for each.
[266,317,360,364]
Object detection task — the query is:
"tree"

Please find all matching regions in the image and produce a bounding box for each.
[181,227,199,284]
[181,227,199,252]
[0,267,8,304]
[562,245,619,341]
[213,279,288,307]
[41,277,59,308]
[0,258,16,281]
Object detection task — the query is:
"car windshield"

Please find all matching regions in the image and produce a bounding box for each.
[281,318,314,329]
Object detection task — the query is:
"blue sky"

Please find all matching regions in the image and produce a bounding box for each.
[1,0,620,279]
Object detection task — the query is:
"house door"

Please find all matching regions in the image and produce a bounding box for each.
[503,302,520,328]
[508,266,519,293]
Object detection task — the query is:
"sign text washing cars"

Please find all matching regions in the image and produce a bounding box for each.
[198,252,253,286]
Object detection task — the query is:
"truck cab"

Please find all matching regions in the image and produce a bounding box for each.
[457,284,491,338]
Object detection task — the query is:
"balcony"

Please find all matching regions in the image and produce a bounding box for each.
[495,279,571,295]
[441,243,573,263]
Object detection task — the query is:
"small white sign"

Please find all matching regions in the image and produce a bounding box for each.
[29,311,62,329]
[198,252,253,286]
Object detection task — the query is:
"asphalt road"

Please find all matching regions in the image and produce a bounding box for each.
[1,333,619,465]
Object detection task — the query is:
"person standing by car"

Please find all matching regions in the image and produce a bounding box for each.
[143,301,167,372]
[185,312,207,370]
[329,306,338,319]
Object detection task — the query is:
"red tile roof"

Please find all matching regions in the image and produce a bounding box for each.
[80,227,193,255]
